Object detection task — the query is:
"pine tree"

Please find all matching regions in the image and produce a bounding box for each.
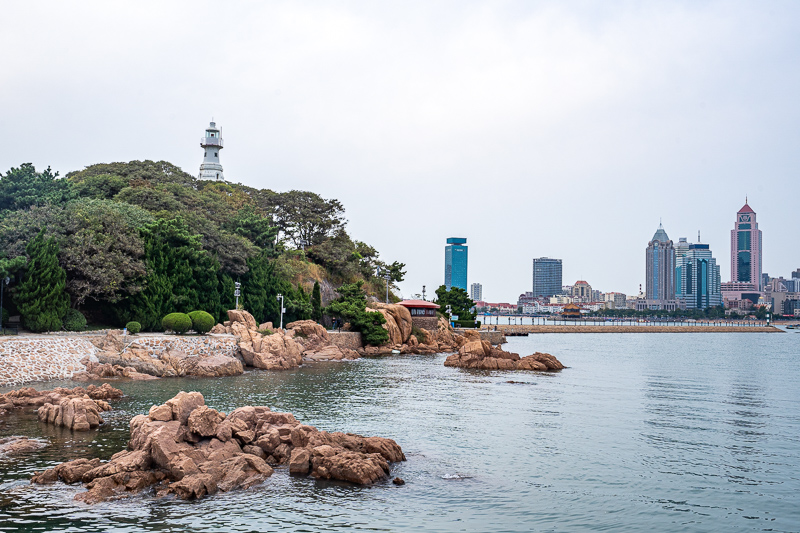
[311,280,322,321]
[16,230,70,332]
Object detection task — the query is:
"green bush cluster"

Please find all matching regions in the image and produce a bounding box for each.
[162,312,192,334]
[126,321,142,334]
[188,310,215,334]
[62,308,87,331]
[325,281,389,346]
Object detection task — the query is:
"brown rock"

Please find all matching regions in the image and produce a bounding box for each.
[30,391,404,503]
[187,406,225,437]
[0,436,47,456]
[165,391,205,424]
[227,309,258,330]
[289,447,311,475]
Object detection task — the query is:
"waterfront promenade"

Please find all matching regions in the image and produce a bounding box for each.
[480,323,782,334]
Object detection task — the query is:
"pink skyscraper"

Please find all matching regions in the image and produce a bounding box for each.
[730,200,762,290]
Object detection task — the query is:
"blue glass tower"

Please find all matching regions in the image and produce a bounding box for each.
[445,238,468,291]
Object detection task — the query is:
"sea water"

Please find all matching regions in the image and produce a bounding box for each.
[1,332,798,532]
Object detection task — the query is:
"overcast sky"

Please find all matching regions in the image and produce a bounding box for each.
[2,1,798,302]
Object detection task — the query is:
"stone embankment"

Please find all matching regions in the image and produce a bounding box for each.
[481,324,781,334]
[444,331,565,371]
[0,337,98,386]
[32,391,406,502]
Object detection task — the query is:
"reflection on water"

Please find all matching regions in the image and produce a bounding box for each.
[1,334,799,532]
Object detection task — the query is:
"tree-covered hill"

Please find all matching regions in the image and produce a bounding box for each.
[0,161,404,331]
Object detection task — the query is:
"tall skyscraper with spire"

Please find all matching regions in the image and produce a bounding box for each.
[199,121,224,181]
[646,223,676,302]
[730,199,762,290]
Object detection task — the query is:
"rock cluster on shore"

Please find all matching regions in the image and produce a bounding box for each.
[37,396,112,431]
[211,311,360,369]
[77,332,244,380]
[32,391,406,502]
[0,384,122,414]
[443,331,564,371]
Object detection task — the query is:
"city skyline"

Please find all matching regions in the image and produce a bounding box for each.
[2,2,799,303]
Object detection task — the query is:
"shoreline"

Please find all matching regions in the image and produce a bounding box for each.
[481,324,782,334]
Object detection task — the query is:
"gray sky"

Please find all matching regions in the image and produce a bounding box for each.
[2,1,798,303]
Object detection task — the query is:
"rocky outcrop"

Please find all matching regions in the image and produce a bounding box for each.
[32,391,405,503]
[368,303,413,345]
[215,311,358,367]
[0,384,123,412]
[0,436,47,456]
[444,331,564,371]
[287,320,360,362]
[38,397,112,431]
[80,333,244,379]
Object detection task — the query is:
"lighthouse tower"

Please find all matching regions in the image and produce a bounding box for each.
[198,121,224,181]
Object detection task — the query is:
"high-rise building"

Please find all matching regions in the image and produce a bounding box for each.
[470,283,483,301]
[444,238,468,290]
[571,280,592,301]
[676,238,722,309]
[730,200,763,290]
[199,121,225,180]
[646,223,676,301]
[532,257,562,298]
[792,269,800,279]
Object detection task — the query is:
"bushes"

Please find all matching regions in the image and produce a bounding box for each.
[126,321,142,334]
[161,311,214,334]
[62,309,87,331]
[453,319,480,328]
[188,310,214,334]
[162,312,192,334]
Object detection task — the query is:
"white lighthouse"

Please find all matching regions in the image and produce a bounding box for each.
[198,121,224,180]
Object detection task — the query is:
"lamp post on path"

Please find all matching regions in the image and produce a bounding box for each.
[277,294,285,330]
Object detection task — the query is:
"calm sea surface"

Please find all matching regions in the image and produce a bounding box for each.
[1,332,798,532]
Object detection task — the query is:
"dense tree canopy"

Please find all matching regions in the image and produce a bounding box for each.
[0,160,403,330]
[434,285,476,321]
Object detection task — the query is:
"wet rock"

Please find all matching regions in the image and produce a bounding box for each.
[32,392,405,502]
[37,397,111,431]
[444,345,563,372]
[0,436,47,456]
[393,477,405,485]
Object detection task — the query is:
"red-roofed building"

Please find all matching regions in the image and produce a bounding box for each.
[398,300,440,331]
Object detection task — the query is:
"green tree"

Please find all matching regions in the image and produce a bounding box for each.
[434,285,476,321]
[0,164,73,212]
[16,230,70,332]
[326,281,389,346]
[311,280,322,321]
[261,190,347,248]
[125,218,221,330]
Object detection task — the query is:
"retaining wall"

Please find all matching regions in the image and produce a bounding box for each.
[328,331,363,350]
[0,337,98,386]
[124,334,239,358]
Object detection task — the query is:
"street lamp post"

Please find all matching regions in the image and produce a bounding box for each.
[277,294,285,330]
[234,281,241,309]
[376,267,389,303]
[0,277,8,334]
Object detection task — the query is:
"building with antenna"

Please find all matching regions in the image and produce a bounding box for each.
[637,223,679,311]
[199,121,224,181]
[675,233,722,309]
[730,199,762,290]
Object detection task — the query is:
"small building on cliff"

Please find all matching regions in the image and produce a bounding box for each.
[398,300,440,331]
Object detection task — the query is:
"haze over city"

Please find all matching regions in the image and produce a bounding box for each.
[2,1,798,302]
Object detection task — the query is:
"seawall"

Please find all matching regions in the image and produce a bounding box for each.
[0,337,98,386]
[328,331,363,350]
[481,325,781,334]
[0,334,240,386]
